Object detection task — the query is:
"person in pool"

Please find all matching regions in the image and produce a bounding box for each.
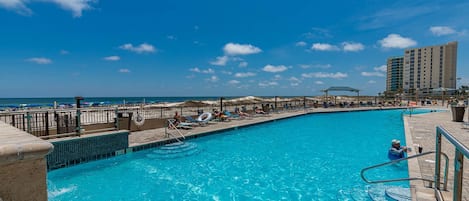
[388,139,410,160]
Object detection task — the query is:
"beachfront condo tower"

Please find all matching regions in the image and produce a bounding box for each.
[386,56,404,94]
[400,41,458,96]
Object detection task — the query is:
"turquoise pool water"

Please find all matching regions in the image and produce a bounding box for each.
[48,109,419,200]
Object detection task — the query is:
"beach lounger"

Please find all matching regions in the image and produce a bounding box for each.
[184,115,208,126]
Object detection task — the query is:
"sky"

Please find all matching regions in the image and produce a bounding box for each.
[0,0,468,98]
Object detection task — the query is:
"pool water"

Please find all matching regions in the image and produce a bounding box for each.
[48,109,418,200]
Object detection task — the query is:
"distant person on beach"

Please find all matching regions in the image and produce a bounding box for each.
[388,139,410,160]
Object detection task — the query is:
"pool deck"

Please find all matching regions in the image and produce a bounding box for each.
[129,106,467,201]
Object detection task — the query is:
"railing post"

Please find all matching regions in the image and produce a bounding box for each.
[45,111,49,136]
[434,128,442,192]
[453,150,464,201]
[26,112,32,133]
[114,107,119,130]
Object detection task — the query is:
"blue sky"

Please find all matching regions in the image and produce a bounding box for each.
[0,0,468,98]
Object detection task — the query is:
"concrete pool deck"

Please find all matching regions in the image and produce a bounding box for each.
[129,106,468,200]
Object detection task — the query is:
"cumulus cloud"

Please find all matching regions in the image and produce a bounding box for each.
[103,56,120,61]
[429,26,456,36]
[223,43,262,55]
[27,57,52,64]
[119,43,156,53]
[342,42,365,52]
[315,81,324,85]
[238,61,248,67]
[361,72,385,77]
[295,41,307,47]
[234,72,256,78]
[228,80,240,85]
[368,80,376,84]
[206,75,219,82]
[189,67,214,74]
[0,0,94,17]
[60,50,69,55]
[374,65,387,72]
[258,81,278,87]
[379,34,416,49]
[311,43,340,51]
[210,56,229,66]
[262,64,288,73]
[289,77,301,82]
[301,72,348,79]
[299,64,331,69]
[119,69,130,73]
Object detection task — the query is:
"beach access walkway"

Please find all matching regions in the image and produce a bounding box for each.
[129,106,468,200]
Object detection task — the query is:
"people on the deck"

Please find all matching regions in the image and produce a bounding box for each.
[169,111,181,128]
[213,110,229,121]
[388,139,410,160]
[255,108,266,114]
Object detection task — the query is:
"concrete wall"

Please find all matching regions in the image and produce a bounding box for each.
[0,121,53,201]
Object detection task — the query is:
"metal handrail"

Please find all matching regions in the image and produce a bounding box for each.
[361,151,449,190]
[435,126,469,201]
[165,119,186,142]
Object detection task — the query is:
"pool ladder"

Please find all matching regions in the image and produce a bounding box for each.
[165,119,186,143]
[360,151,449,197]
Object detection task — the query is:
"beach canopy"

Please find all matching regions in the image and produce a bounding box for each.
[321,86,360,92]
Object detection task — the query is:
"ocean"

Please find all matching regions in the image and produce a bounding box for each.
[0,96,277,109]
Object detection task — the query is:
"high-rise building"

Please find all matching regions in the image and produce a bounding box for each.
[386,56,404,93]
[401,41,458,95]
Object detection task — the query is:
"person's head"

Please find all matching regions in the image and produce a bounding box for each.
[391,139,401,148]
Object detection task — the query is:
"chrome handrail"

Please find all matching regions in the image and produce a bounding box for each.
[165,119,186,142]
[361,151,449,190]
[435,126,469,201]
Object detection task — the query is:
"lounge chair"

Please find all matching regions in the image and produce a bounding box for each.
[184,115,208,126]
[168,119,193,130]
[224,111,242,120]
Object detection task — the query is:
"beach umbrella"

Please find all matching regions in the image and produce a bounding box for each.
[175,100,211,107]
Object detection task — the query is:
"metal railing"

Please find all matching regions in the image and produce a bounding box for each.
[435,126,469,201]
[361,151,449,191]
[165,119,186,143]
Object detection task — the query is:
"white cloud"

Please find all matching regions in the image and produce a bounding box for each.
[429,26,457,36]
[315,81,324,85]
[167,35,176,40]
[223,43,262,55]
[228,80,240,85]
[238,61,248,67]
[291,83,299,86]
[119,43,156,53]
[299,64,331,69]
[295,41,307,47]
[258,81,278,87]
[221,70,232,75]
[206,75,219,82]
[311,43,340,51]
[103,56,120,61]
[189,67,201,73]
[234,72,256,78]
[210,56,229,66]
[190,67,214,74]
[289,77,301,82]
[0,0,94,17]
[262,64,288,73]
[378,34,417,49]
[301,72,348,79]
[361,72,385,77]
[48,0,94,17]
[374,65,387,72]
[27,57,52,64]
[368,80,376,84]
[342,42,365,52]
[119,69,130,73]
[60,50,69,55]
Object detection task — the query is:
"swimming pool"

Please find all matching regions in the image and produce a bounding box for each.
[48,109,416,200]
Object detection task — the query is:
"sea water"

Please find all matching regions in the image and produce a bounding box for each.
[48,109,416,200]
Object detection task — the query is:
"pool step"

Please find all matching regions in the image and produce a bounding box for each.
[147,142,200,159]
[338,185,411,201]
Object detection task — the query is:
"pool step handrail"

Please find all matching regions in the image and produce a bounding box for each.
[165,119,186,143]
[360,151,449,191]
